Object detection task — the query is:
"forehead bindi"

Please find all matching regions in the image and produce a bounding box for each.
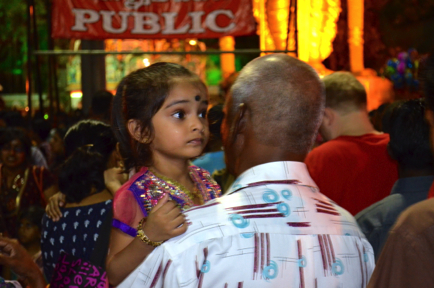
[164,82,207,106]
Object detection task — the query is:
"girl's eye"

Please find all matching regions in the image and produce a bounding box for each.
[199,110,207,118]
[173,111,185,119]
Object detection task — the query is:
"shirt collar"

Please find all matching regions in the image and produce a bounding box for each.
[227,161,317,194]
[390,175,434,195]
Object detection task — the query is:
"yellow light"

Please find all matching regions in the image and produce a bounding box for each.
[25,107,29,112]
[143,58,150,67]
[70,91,83,98]
[189,39,197,46]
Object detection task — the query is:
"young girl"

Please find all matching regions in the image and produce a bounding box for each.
[17,206,45,273]
[106,63,221,285]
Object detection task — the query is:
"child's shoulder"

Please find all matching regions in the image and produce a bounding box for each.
[189,165,222,198]
[189,165,212,178]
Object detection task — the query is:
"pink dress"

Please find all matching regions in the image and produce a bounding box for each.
[112,166,221,236]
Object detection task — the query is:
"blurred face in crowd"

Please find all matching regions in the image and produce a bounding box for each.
[1,139,26,169]
[18,218,40,246]
[49,130,64,156]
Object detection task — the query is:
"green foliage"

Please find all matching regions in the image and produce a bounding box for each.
[0,0,48,73]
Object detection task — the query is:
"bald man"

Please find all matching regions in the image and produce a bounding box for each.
[118,54,374,288]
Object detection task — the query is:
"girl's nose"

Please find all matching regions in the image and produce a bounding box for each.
[192,116,205,133]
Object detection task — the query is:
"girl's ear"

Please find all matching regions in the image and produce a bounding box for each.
[127,119,149,143]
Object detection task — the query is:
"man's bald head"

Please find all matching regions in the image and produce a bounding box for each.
[228,54,325,154]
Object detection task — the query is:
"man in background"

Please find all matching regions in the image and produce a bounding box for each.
[305,72,398,215]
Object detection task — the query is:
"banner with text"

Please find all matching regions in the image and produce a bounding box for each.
[52,0,256,39]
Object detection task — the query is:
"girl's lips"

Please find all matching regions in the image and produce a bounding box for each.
[188,138,203,145]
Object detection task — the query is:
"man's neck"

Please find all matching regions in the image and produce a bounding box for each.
[337,110,380,137]
[398,166,434,179]
[235,141,306,178]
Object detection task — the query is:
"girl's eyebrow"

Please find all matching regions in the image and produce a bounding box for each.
[165,99,208,109]
[165,100,190,109]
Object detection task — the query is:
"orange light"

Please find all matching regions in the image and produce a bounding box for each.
[219,36,235,80]
[143,58,150,67]
[25,107,29,112]
[70,91,83,98]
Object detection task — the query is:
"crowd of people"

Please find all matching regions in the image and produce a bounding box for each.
[1,53,434,288]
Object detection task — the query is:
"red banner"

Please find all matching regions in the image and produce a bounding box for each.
[52,0,256,40]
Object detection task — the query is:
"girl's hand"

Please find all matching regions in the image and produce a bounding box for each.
[45,192,66,222]
[142,194,188,242]
[104,167,128,195]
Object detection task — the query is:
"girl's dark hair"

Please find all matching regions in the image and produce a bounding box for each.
[112,78,130,172]
[0,127,32,166]
[58,120,116,203]
[18,206,45,230]
[122,62,206,171]
[51,127,68,140]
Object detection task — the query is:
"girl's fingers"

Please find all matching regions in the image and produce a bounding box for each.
[165,206,183,220]
[150,194,170,213]
[171,222,188,237]
[169,213,186,229]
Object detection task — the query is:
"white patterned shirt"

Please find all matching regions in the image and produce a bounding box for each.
[119,161,375,288]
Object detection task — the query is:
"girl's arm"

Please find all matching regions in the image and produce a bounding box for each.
[106,194,188,286]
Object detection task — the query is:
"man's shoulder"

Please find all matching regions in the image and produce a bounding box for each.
[355,194,403,232]
[163,184,365,253]
[391,198,434,236]
[306,134,390,164]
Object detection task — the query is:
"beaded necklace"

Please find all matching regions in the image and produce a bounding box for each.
[148,168,204,205]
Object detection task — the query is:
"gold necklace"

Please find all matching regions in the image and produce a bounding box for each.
[11,173,24,191]
[149,168,203,204]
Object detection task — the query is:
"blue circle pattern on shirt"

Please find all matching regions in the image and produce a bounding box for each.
[262,189,279,203]
[277,203,290,216]
[41,200,112,282]
[332,258,345,275]
[281,189,292,200]
[201,260,211,273]
[263,260,279,280]
[298,256,307,268]
[230,214,250,228]
[363,253,369,262]
[240,232,255,238]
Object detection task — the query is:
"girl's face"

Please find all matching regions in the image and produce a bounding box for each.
[150,81,209,163]
[1,139,26,169]
[18,218,40,245]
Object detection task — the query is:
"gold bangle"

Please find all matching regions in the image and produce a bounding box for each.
[136,218,164,247]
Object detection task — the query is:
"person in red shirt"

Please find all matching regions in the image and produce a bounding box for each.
[305,72,398,215]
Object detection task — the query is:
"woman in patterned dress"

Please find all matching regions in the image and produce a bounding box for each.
[40,120,119,282]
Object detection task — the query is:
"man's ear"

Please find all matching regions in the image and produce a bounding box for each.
[127,119,148,143]
[232,103,248,137]
[322,107,335,128]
